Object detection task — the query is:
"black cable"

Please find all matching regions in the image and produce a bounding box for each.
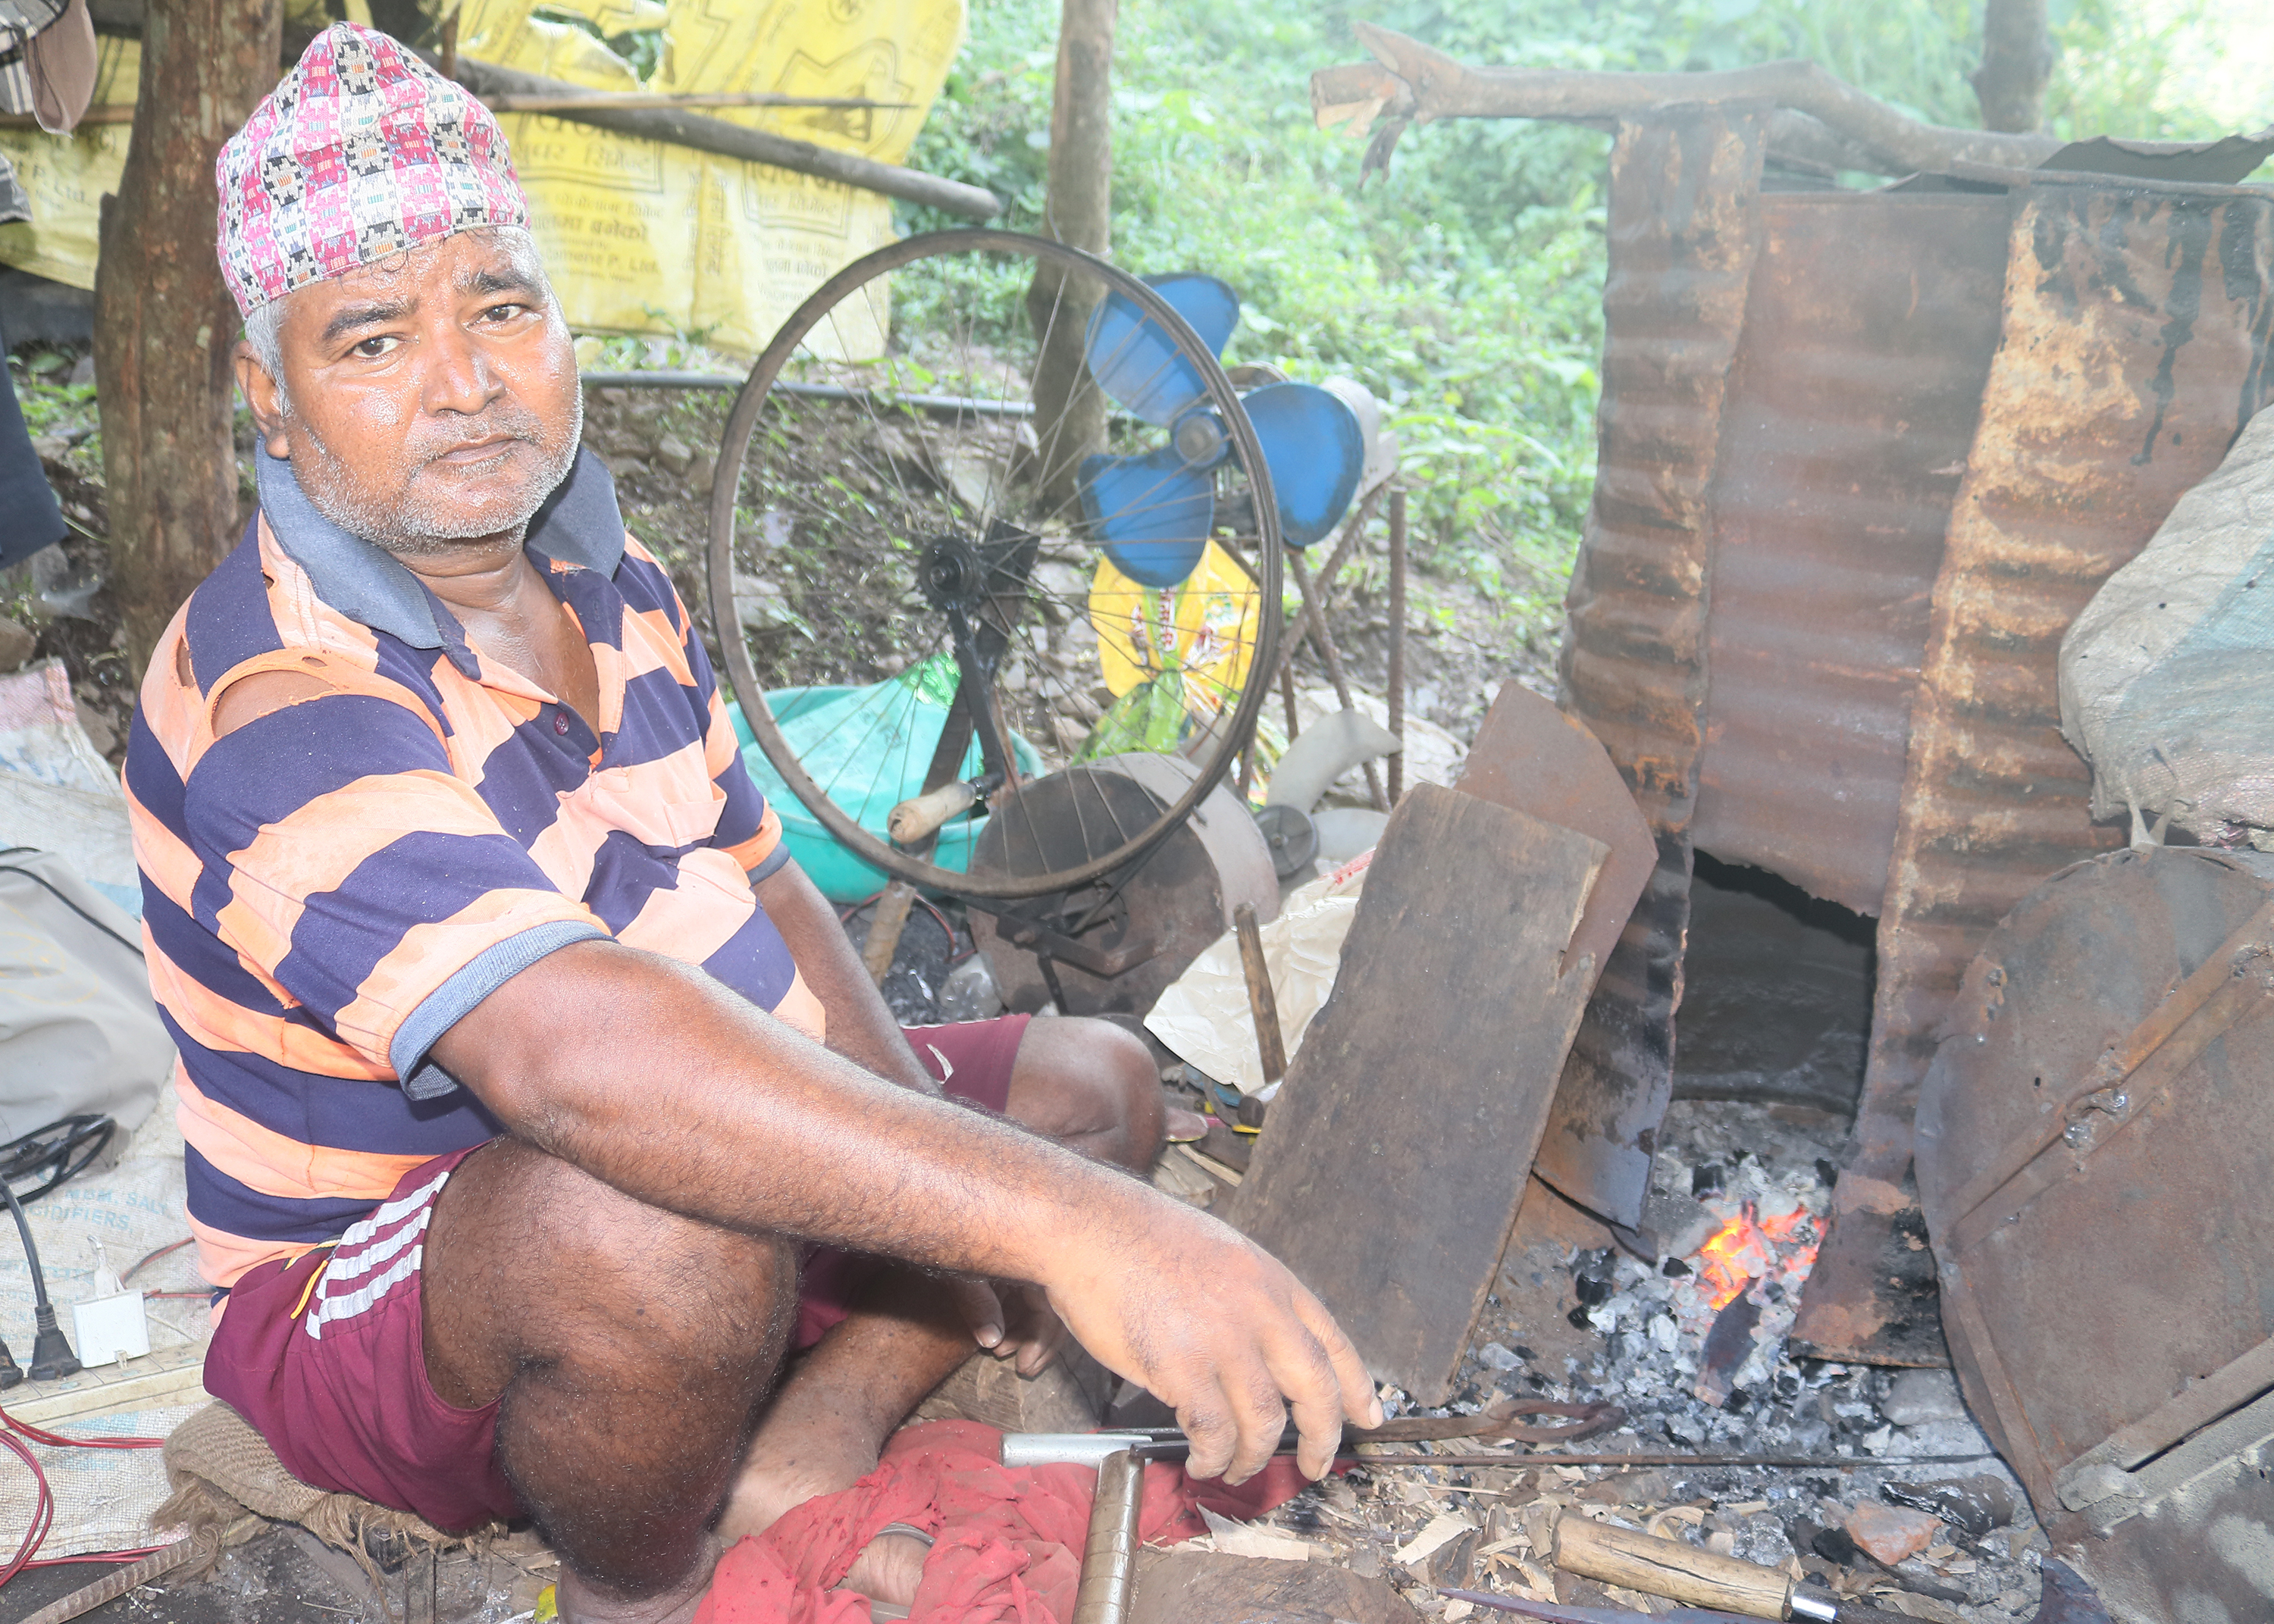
[0,850,144,960]
[0,1117,114,1206]
[0,1181,77,1383]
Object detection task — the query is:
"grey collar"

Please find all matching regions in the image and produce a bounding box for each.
[254,445,627,650]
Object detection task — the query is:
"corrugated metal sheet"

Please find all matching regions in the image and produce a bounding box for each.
[1542,111,1768,1228]
[1793,186,2274,1361]
[1690,190,2011,917]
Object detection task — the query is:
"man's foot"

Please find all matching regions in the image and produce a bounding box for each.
[835,1526,933,1614]
[554,1563,713,1624]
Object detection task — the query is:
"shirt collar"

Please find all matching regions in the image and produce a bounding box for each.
[254,443,627,650]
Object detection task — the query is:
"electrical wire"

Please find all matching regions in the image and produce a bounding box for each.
[118,1238,191,1287]
[0,851,143,960]
[0,1407,165,1591]
[0,1117,115,1206]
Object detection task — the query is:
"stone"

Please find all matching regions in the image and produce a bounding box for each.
[653,433,694,475]
[74,697,116,757]
[0,616,34,673]
[1882,1367,1967,1427]
[1844,1500,1942,1566]
[686,449,716,495]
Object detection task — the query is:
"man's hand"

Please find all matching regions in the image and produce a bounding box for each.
[1039,1200,1382,1482]
[951,1278,1070,1375]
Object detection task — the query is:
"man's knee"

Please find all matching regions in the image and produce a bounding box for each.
[424,1137,797,1405]
[1002,1015,1166,1169]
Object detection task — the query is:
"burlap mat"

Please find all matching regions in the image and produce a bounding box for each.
[155,1400,502,1586]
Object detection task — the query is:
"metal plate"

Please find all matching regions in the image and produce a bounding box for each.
[1227,785,1607,1404]
[1797,186,2274,1364]
[1690,189,2009,917]
[1554,109,1768,1229]
[1916,847,2274,1509]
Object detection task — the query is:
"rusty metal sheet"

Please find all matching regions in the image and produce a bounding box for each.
[1793,186,2274,1364]
[1226,786,1607,1405]
[1915,849,2274,1541]
[1455,681,1655,993]
[1552,109,1768,1228]
[1690,190,2010,916]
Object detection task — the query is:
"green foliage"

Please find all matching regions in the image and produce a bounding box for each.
[900,0,2249,629]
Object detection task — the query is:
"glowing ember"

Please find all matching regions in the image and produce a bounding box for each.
[1687,1200,1823,1313]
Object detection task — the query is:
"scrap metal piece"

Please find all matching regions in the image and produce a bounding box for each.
[1226,786,1607,1403]
[1796,186,2274,1366]
[1915,846,2274,1618]
[1552,108,1769,1230]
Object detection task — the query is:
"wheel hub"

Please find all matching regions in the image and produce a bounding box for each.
[918,533,989,614]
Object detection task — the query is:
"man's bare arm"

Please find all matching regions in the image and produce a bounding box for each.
[429,938,1380,1480]
[752,859,936,1094]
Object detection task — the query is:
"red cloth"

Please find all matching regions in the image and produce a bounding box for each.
[694,1420,1317,1624]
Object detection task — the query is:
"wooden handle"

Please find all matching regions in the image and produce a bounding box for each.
[888,780,978,844]
[1233,901,1287,1086]
[1553,1516,1793,1619]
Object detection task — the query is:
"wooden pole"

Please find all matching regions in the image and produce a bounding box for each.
[1386,483,1406,806]
[1972,0,2052,133]
[95,0,283,672]
[1024,0,1115,518]
[442,55,1001,221]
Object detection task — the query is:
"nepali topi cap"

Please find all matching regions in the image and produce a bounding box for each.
[215,22,529,318]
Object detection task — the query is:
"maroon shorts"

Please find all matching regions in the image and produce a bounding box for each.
[201,1013,1032,1533]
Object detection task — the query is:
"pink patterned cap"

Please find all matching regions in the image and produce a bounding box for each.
[215,23,529,318]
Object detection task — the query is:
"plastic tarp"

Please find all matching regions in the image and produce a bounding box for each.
[1145,858,1370,1100]
[0,0,964,358]
[2060,408,2274,839]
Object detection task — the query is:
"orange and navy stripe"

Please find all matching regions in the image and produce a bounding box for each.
[128,449,821,1290]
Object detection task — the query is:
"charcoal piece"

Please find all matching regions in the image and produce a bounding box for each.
[1692,1163,1725,1197]
[1694,1292,1763,1406]
[1884,1474,2018,1541]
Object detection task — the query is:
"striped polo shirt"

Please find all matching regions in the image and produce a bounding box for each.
[127,446,824,1290]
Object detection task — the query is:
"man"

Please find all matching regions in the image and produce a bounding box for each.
[127,25,1377,1624]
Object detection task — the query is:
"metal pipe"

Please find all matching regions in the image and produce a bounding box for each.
[1386,483,1407,806]
[1070,1447,1145,1624]
[579,371,1041,418]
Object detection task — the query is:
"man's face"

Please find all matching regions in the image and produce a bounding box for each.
[237,229,582,557]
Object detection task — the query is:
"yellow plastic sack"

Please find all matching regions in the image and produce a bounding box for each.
[0,0,963,359]
[0,34,137,290]
[459,0,965,356]
[1088,540,1264,724]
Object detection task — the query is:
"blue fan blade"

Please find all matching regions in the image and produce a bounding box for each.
[1082,273,1240,426]
[1079,445,1216,587]
[1243,381,1366,548]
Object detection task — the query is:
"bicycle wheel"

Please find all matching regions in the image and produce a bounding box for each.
[705,228,1284,901]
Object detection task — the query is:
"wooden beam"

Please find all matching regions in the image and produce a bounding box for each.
[443,53,1000,221]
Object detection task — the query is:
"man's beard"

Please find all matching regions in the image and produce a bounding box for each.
[284,387,584,559]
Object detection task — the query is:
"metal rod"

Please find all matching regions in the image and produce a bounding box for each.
[579,371,1041,417]
[482,91,911,113]
[1286,548,1388,812]
[1070,1447,1145,1624]
[1234,900,1287,1089]
[1386,483,1407,806]
[1342,1450,1999,1468]
[1270,482,1385,692]
[1280,659,1300,741]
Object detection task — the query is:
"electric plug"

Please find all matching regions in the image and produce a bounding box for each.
[27,1303,80,1382]
[0,1338,20,1389]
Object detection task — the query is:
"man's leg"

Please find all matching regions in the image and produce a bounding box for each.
[1000,1014,1179,1169]
[420,1138,797,1624]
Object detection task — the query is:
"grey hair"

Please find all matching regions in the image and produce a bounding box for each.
[238,224,553,405]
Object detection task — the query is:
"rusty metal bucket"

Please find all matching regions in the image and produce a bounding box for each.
[1915,846,2274,1624]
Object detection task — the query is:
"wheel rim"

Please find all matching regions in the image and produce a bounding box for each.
[704,227,1284,901]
